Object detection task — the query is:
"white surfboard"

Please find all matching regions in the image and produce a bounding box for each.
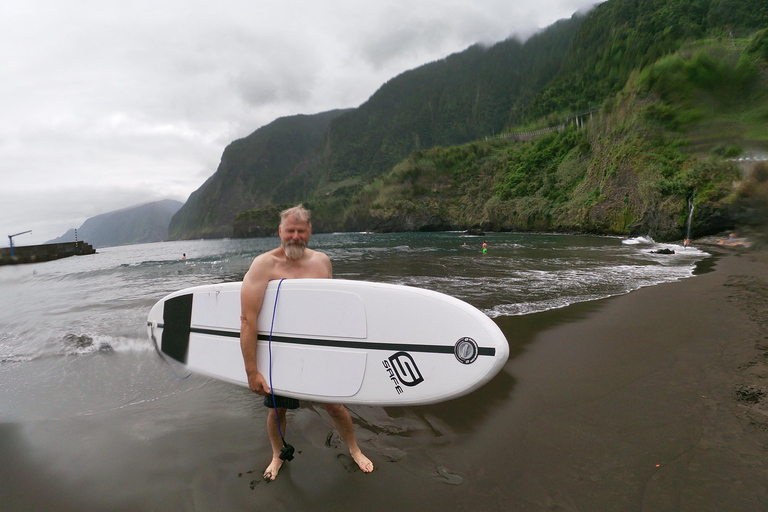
[146,279,509,406]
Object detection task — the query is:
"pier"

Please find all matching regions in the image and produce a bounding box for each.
[0,241,96,265]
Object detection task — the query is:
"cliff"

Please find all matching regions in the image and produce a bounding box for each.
[48,199,183,248]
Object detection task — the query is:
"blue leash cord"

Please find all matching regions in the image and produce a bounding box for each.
[268,278,294,461]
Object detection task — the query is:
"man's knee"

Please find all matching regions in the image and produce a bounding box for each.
[323,403,347,419]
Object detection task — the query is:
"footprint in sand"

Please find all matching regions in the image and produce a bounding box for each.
[337,453,360,473]
[325,430,342,449]
[378,446,407,462]
[435,465,463,485]
[237,470,262,490]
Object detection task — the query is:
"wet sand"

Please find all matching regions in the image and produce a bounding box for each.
[2,248,768,511]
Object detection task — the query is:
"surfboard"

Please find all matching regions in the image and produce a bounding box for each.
[146,279,509,406]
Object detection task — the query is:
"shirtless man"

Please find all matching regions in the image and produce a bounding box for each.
[240,204,374,481]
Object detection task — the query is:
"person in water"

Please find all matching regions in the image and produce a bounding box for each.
[239,204,374,481]
[482,241,488,254]
[718,233,745,246]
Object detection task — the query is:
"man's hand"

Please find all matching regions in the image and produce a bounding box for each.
[247,370,270,395]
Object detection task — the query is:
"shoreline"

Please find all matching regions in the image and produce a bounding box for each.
[2,247,767,511]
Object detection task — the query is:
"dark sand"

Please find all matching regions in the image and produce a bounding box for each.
[2,248,767,511]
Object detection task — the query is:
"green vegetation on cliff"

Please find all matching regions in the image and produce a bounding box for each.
[334,32,766,240]
[322,13,586,183]
[528,0,768,119]
[169,110,350,239]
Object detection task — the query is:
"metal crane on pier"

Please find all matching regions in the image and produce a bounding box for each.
[8,230,32,257]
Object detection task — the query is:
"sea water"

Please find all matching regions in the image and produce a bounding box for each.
[0,232,707,362]
[0,232,707,421]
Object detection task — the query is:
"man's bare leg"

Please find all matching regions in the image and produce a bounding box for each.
[264,407,287,481]
[323,403,374,473]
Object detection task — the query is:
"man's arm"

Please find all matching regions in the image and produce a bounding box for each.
[319,251,332,279]
[240,259,271,395]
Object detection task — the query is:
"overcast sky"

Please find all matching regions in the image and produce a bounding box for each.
[1,0,599,246]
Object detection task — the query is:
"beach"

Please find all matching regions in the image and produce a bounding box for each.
[2,245,767,511]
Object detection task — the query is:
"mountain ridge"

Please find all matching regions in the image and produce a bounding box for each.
[48,199,183,248]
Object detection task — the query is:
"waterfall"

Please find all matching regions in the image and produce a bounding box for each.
[686,194,695,240]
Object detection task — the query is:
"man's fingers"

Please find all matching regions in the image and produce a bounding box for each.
[249,376,270,395]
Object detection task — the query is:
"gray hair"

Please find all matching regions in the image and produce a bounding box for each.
[279,204,312,226]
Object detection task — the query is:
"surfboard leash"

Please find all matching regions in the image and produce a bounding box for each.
[268,278,295,462]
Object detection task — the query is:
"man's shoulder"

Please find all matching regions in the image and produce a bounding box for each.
[254,247,282,262]
[306,248,330,261]
[305,249,332,276]
[244,248,280,278]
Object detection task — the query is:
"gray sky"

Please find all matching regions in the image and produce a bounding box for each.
[1,0,599,246]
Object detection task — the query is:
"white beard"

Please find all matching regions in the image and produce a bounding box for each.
[283,241,306,260]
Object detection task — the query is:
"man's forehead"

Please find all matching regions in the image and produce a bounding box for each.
[281,216,310,228]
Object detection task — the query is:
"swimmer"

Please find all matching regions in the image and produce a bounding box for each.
[718,233,747,247]
[482,241,488,254]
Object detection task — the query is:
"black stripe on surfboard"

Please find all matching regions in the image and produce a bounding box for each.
[255,333,496,357]
[153,322,495,357]
[159,294,194,364]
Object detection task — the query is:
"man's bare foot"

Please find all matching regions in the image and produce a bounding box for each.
[263,457,284,482]
[350,449,374,473]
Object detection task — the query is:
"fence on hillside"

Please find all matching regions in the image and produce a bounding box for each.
[486,108,599,142]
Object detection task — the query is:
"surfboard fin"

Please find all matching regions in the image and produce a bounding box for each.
[280,442,295,462]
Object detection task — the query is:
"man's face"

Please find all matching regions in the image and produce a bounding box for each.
[279,216,311,260]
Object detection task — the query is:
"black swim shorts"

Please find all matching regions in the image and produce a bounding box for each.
[263,394,300,409]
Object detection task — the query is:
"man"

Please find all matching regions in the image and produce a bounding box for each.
[240,204,374,481]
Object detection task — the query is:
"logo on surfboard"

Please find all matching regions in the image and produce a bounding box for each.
[454,337,479,364]
[382,351,424,394]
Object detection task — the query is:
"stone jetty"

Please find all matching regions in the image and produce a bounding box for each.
[0,241,96,265]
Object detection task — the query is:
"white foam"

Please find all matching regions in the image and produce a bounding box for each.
[622,236,655,245]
